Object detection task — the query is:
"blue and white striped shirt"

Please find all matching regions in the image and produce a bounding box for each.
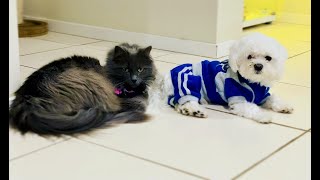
[168,60,270,107]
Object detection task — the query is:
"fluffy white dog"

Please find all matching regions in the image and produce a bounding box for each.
[148,33,293,123]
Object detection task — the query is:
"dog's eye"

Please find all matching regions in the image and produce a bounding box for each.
[265,56,272,61]
[247,55,252,59]
[137,68,144,73]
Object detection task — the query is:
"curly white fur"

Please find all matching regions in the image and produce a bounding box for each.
[148,33,293,123]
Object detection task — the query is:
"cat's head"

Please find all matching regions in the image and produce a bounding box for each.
[105,43,156,90]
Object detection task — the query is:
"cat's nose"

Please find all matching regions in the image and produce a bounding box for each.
[131,75,138,84]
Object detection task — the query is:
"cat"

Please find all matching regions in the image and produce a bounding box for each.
[9,43,157,136]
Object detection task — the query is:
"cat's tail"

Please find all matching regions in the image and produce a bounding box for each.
[9,97,149,136]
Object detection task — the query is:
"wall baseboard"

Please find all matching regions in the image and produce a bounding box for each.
[24,15,234,58]
[276,12,310,25]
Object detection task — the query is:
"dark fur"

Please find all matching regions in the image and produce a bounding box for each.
[9,43,156,136]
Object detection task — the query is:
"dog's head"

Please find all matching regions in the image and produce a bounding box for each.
[228,33,288,87]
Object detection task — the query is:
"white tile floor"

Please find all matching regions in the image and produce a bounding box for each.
[10,21,311,180]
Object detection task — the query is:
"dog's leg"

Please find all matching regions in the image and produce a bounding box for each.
[175,101,207,118]
[229,102,272,123]
[261,94,293,113]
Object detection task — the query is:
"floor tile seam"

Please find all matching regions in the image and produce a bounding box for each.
[19,40,106,56]
[204,107,308,131]
[9,137,73,162]
[76,138,210,180]
[231,130,310,180]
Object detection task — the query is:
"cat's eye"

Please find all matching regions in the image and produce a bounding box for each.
[123,68,129,72]
[265,56,272,61]
[138,68,144,73]
[247,55,252,59]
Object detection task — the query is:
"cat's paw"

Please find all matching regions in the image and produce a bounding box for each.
[175,101,207,118]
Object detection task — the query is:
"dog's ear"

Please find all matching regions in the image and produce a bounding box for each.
[228,40,241,72]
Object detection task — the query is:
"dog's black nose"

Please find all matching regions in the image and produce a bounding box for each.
[254,64,263,71]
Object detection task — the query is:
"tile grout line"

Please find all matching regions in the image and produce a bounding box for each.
[9,137,72,162]
[288,50,311,59]
[20,46,75,56]
[24,31,309,60]
[50,30,113,41]
[277,81,310,88]
[32,38,103,46]
[45,31,224,59]
[275,21,311,27]
[20,65,38,70]
[77,138,210,180]
[152,52,175,59]
[19,40,106,56]
[154,59,179,65]
[205,107,307,132]
[231,130,310,180]
[34,33,186,59]
[271,122,308,132]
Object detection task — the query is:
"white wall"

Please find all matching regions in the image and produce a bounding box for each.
[216,0,243,43]
[24,0,243,58]
[9,0,21,97]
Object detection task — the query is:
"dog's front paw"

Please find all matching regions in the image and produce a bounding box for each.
[262,95,294,114]
[230,102,273,124]
[254,112,273,124]
[175,101,207,118]
[272,103,294,114]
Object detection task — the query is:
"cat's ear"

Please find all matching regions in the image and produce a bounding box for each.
[142,46,152,56]
[114,46,126,59]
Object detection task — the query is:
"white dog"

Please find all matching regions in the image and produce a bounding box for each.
[149,33,293,123]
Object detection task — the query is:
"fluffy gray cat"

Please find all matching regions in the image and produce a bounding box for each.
[9,43,157,136]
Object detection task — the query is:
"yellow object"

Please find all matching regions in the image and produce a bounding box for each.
[244,0,277,21]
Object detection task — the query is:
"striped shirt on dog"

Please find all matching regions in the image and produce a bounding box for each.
[168,60,270,107]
